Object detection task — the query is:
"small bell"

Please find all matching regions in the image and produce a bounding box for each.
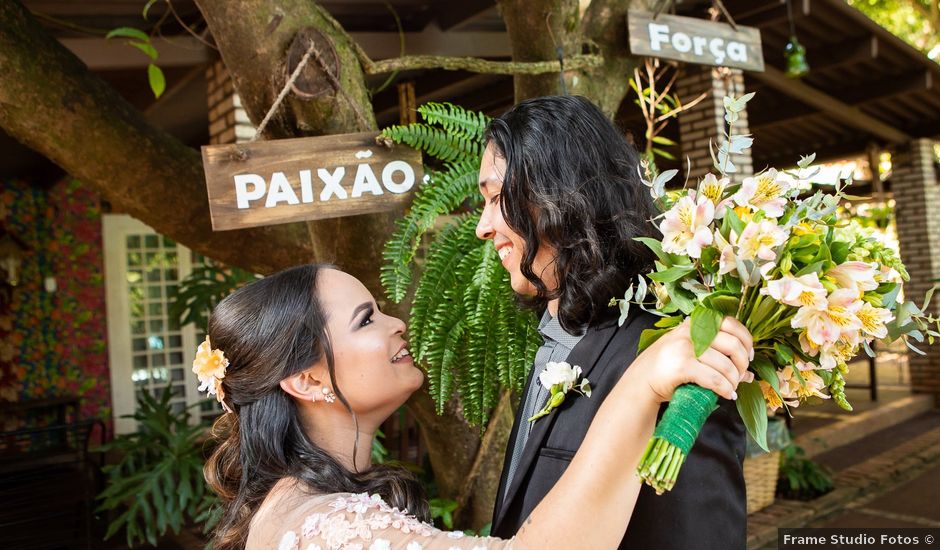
[784,36,810,78]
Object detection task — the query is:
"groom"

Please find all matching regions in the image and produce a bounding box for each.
[476,95,747,549]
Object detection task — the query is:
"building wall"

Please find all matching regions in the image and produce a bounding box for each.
[0,179,110,428]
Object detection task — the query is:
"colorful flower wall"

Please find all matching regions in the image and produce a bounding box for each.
[0,179,110,428]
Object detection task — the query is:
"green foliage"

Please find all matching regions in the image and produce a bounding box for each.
[168,259,259,329]
[105,27,165,98]
[848,0,939,61]
[429,498,458,529]
[96,387,219,547]
[380,103,539,426]
[776,443,834,500]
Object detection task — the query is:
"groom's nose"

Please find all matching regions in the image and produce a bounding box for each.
[476,206,494,240]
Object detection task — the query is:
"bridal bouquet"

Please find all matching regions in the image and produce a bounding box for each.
[615,92,939,494]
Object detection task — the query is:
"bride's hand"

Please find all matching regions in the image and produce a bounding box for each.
[631,317,754,402]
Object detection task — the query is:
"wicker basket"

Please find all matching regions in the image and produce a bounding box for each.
[743,450,780,514]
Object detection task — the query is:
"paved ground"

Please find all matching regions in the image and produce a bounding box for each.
[749,410,940,549]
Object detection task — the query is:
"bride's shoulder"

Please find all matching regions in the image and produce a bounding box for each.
[263,491,434,550]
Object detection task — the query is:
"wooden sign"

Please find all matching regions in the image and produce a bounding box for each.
[201,132,423,231]
[627,11,764,72]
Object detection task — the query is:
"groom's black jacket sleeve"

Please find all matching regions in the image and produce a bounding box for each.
[491,310,747,550]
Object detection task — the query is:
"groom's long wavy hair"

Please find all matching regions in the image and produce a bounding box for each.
[485,95,661,334]
[203,264,428,550]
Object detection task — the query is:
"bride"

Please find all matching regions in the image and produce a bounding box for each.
[198,264,752,550]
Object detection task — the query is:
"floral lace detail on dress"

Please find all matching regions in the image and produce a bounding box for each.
[286,493,507,550]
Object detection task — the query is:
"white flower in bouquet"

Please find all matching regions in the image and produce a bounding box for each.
[737,219,788,262]
[826,261,879,295]
[791,288,864,346]
[760,273,827,310]
[733,168,793,218]
[699,173,733,217]
[856,302,894,339]
[660,193,715,258]
[794,361,830,400]
[713,229,738,276]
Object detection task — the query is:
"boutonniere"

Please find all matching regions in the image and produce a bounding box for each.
[528,361,592,422]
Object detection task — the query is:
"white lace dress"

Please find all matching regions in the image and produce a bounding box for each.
[246,486,514,550]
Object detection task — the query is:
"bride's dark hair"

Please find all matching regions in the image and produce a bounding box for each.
[203,264,428,550]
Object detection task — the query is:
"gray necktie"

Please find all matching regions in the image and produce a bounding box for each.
[502,343,553,497]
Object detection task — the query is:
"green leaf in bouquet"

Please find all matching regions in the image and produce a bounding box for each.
[830,241,851,264]
[795,260,826,277]
[797,153,817,169]
[751,356,780,394]
[649,264,696,283]
[703,292,740,316]
[878,283,901,311]
[812,244,832,266]
[690,305,723,357]
[720,275,742,295]
[665,281,697,315]
[790,233,818,250]
[634,237,687,267]
[921,286,935,313]
[700,246,719,274]
[749,295,779,328]
[723,208,746,238]
[728,135,753,154]
[736,380,769,452]
[639,327,673,351]
[655,315,684,328]
[773,342,795,366]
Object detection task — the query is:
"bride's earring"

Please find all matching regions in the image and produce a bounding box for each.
[321,387,336,404]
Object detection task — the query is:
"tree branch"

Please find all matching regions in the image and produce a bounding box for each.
[0,0,312,274]
[363,53,603,75]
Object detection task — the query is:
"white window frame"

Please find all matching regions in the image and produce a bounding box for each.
[102,214,203,435]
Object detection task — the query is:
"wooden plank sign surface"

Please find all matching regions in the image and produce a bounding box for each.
[201,132,423,231]
[627,11,764,72]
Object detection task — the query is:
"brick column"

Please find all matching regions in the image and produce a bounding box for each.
[676,65,754,183]
[892,138,940,405]
[206,60,254,144]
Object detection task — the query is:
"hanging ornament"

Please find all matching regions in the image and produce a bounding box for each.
[784,0,809,78]
[784,36,810,77]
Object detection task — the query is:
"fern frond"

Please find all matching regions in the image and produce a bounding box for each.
[381,124,481,163]
[410,214,480,359]
[462,244,503,426]
[381,160,482,302]
[417,102,490,142]
[423,289,466,414]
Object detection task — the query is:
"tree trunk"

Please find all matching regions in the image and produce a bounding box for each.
[0,0,310,274]
[194,0,399,298]
[576,0,647,117]
[498,0,582,100]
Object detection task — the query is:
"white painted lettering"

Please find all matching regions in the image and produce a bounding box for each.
[692,35,708,55]
[234,174,266,209]
[381,161,416,194]
[671,31,692,52]
[299,169,314,203]
[265,172,300,207]
[648,23,670,51]
[709,38,727,64]
[727,41,747,62]
[351,164,383,198]
[318,167,347,200]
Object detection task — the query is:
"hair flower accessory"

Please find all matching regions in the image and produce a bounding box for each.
[193,335,232,412]
[528,361,591,422]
